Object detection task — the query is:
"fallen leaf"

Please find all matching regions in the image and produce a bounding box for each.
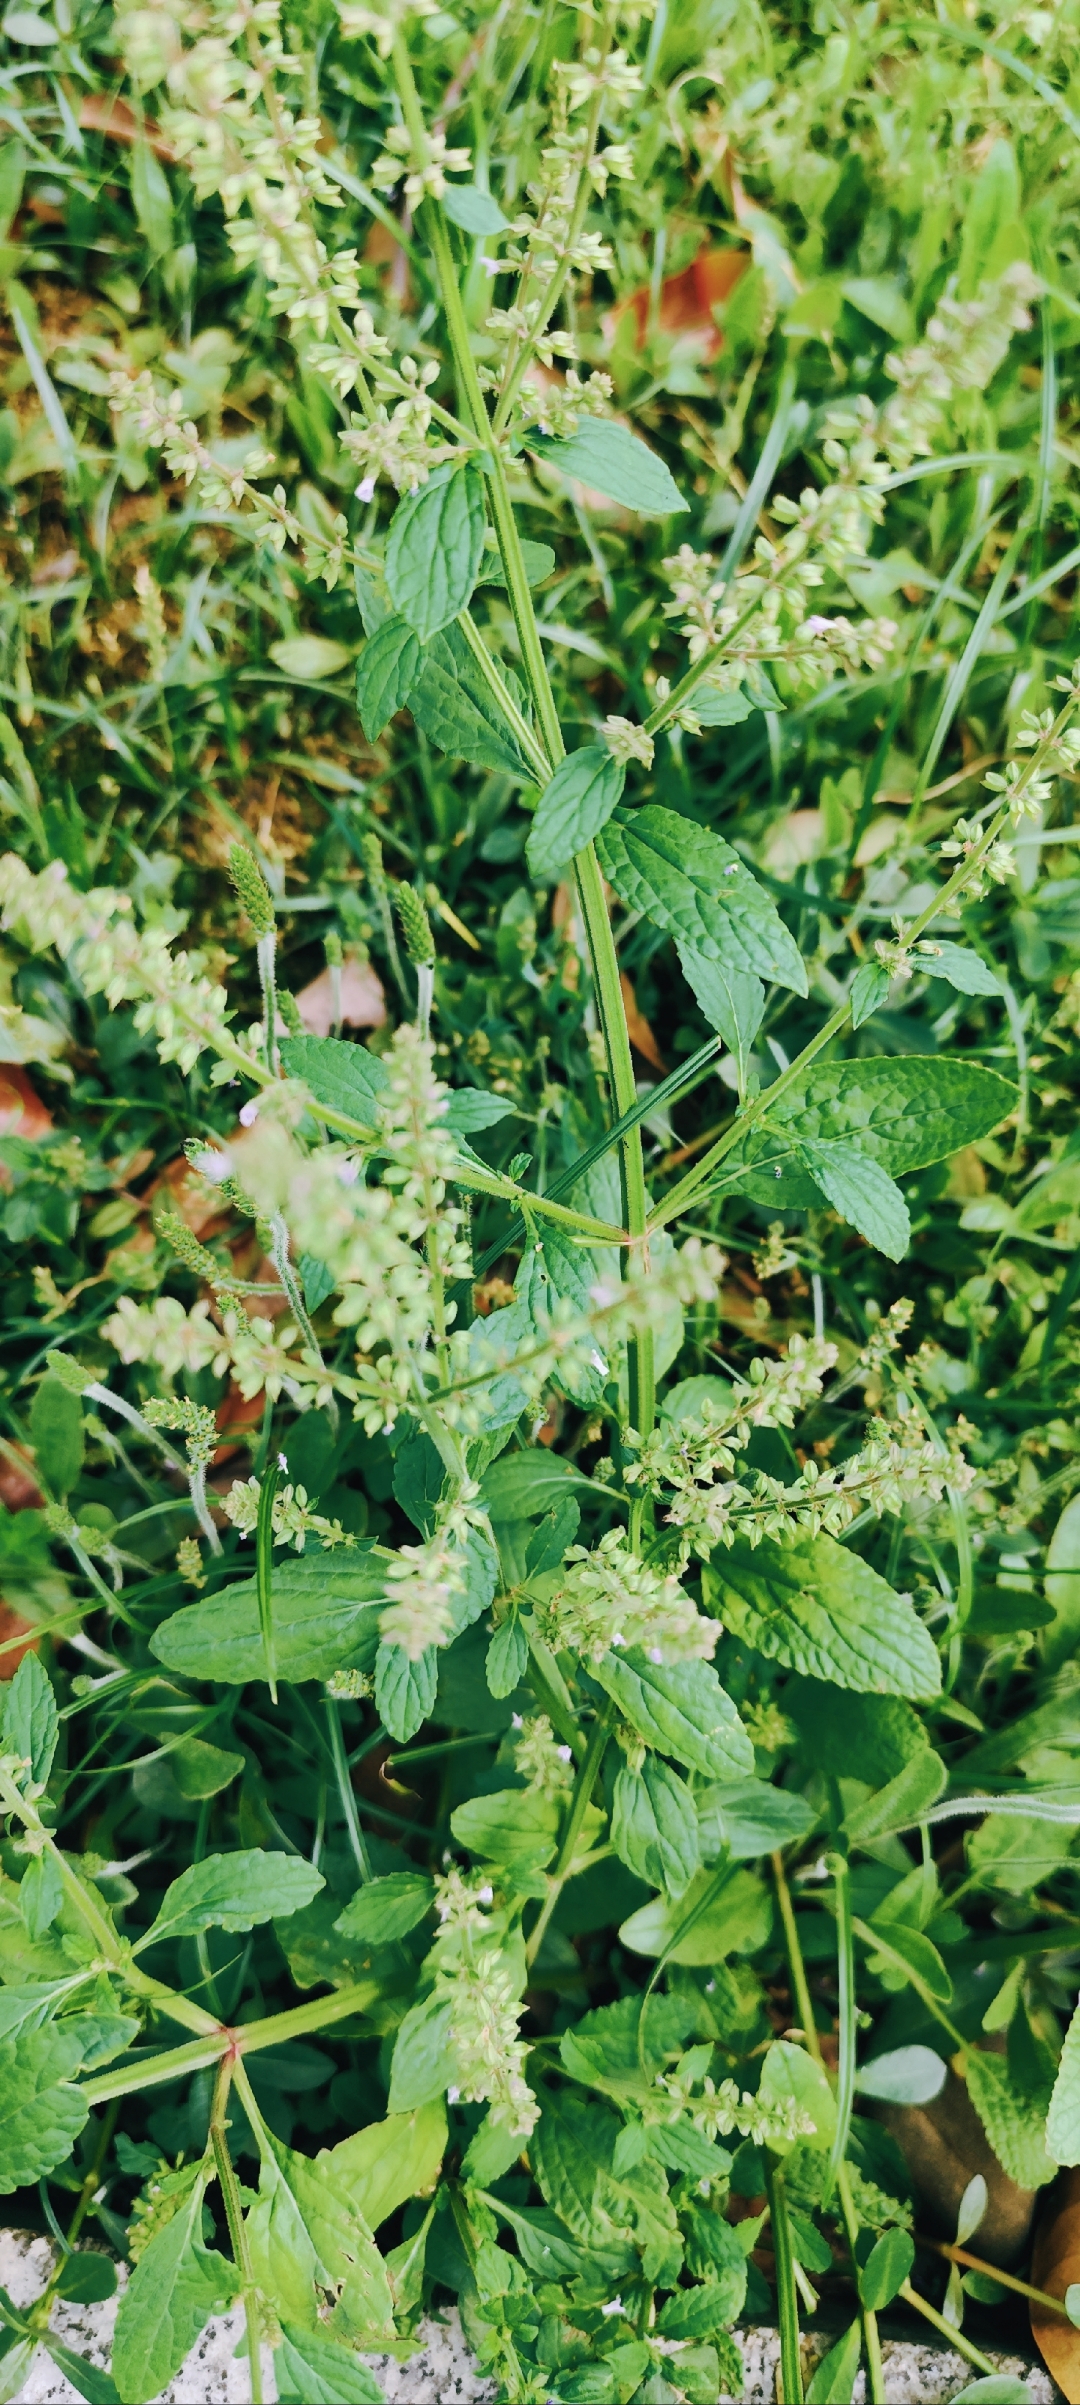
[617,244,747,356]
[619,972,666,1073]
[0,1067,53,1142]
[78,92,176,159]
[0,1604,38,1682]
[1031,2165,1080,2401]
[296,956,385,1037]
[880,2067,1036,2268]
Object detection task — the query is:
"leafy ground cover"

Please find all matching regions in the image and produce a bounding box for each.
[3,2,1080,2401]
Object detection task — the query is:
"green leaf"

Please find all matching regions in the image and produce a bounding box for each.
[275,2325,384,2405]
[850,959,891,1029]
[620,1865,772,1964]
[726,1056,1018,1209]
[269,637,353,680]
[171,1736,245,1800]
[18,1847,62,1938]
[559,1992,697,2103]
[692,682,754,727]
[318,2101,447,2233]
[55,2251,118,2303]
[387,1989,456,2112]
[0,2026,88,2193]
[758,2038,837,2154]
[786,1678,926,1786]
[479,1449,594,1518]
[2,1650,58,1787]
[279,1035,389,1129]
[914,940,1001,997]
[374,1641,438,1744]
[486,1612,529,1698]
[589,1651,755,1779]
[844,1748,947,1844]
[283,2143,397,2342]
[29,1374,84,1496]
[441,182,509,235]
[530,2088,616,2239]
[677,945,764,1083]
[805,2319,863,2403]
[949,2384,1034,2405]
[525,748,626,882]
[385,462,486,641]
[151,1552,386,1685]
[695,1776,815,1862]
[140,1849,324,1947]
[409,621,536,780]
[110,2176,235,2405]
[854,2046,947,2106]
[528,420,688,518]
[1049,1999,1080,2164]
[612,1757,700,1897]
[796,1137,911,1260]
[862,1917,953,2002]
[333,1872,434,1945]
[451,1787,560,1868]
[966,2050,1056,2187]
[858,2225,915,2310]
[477,537,554,587]
[657,2258,747,2336]
[130,141,173,261]
[42,2339,119,2405]
[444,1089,516,1133]
[596,806,807,994]
[704,1532,942,1699]
[354,615,421,741]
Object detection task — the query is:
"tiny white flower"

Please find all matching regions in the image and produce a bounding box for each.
[238,1099,259,1126]
[611,1630,625,1647]
[649,1646,663,1664]
[355,475,376,502]
[478,1884,493,1904]
[512,1712,524,1729]
[195,1148,232,1185]
[447,2085,460,2103]
[600,2297,623,2319]
[277,1452,289,1473]
[556,1745,572,1763]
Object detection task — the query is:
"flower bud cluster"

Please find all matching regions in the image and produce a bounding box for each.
[539,1526,720,1665]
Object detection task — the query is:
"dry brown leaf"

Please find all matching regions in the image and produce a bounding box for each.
[78,93,176,159]
[619,972,666,1073]
[296,956,385,1037]
[879,2067,1036,2266]
[1031,2166,1080,2400]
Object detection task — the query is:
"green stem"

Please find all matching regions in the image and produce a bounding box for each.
[826,1839,856,2201]
[765,2158,804,2405]
[210,2056,264,2405]
[773,1853,884,2403]
[457,609,551,784]
[325,1695,373,1883]
[898,2280,998,2375]
[79,1976,382,2107]
[922,2235,1076,2318]
[575,845,654,1443]
[525,1707,611,1966]
[256,1452,280,1705]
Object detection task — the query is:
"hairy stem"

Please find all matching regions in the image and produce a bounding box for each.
[525,1706,611,1966]
[765,2157,804,2405]
[210,2056,263,2405]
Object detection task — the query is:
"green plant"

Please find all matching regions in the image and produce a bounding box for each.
[3,3,1080,2402]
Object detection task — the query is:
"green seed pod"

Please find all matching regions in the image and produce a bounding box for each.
[278,989,303,1036]
[362,832,386,893]
[394,881,435,968]
[228,842,275,937]
[157,1208,219,1282]
[325,931,343,968]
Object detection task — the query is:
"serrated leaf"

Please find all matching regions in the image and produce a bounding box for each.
[354,615,421,741]
[692,682,754,727]
[966,2050,1056,2187]
[42,2339,119,2405]
[2,1650,58,1787]
[385,462,485,640]
[796,1136,911,1260]
[387,1989,456,2112]
[597,805,807,994]
[375,1641,438,1744]
[759,2038,837,2154]
[409,620,536,779]
[443,1089,516,1133]
[725,1056,1017,1209]
[704,1531,942,1699]
[18,1847,62,1939]
[441,182,509,234]
[275,2324,384,2405]
[612,1757,700,1897]
[110,2176,235,2405]
[851,958,891,1028]
[140,1849,324,1947]
[479,1450,594,1517]
[620,1865,772,1964]
[451,1788,560,1868]
[559,1992,697,2103]
[319,2101,447,2233]
[844,1747,947,1843]
[487,1612,528,1697]
[333,1872,434,1945]
[1048,1999,1080,2163]
[29,1374,83,1497]
[528,420,688,517]
[278,2142,397,2342]
[477,537,554,587]
[695,1776,815,1862]
[677,944,764,1081]
[0,2026,87,2193]
[151,1553,386,1685]
[531,2088,617,2238]
[590,1650,754,1780]
[279,1034,389,1129]
[525,747,625,881]
[914,940,1002,996]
